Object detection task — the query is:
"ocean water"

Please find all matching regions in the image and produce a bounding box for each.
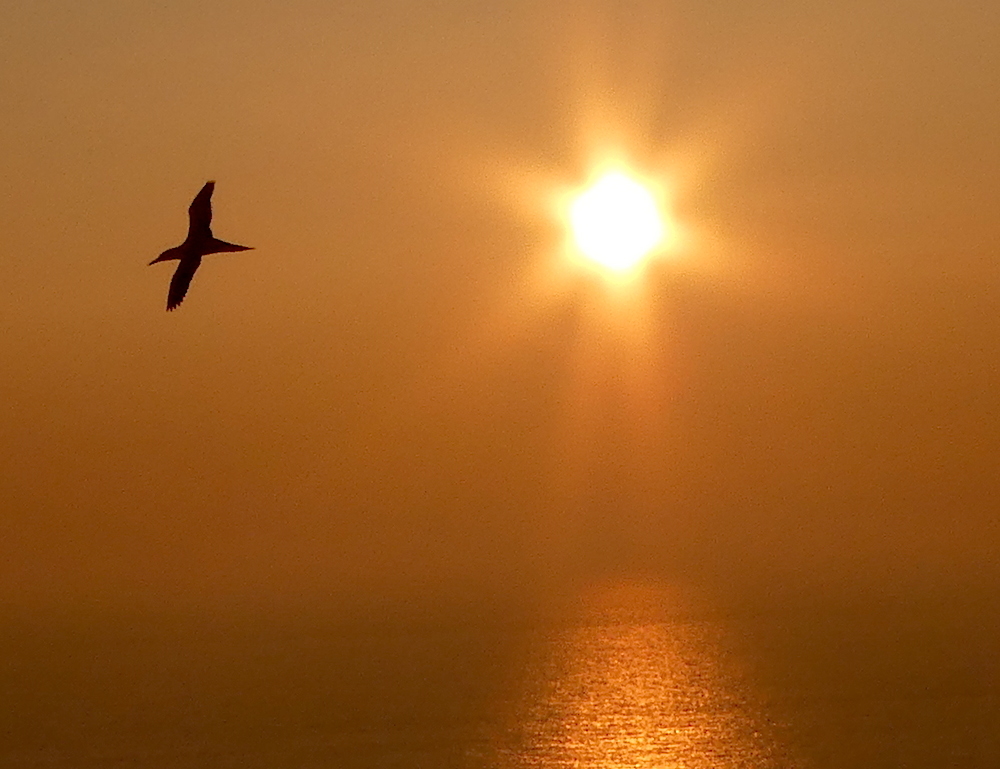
[3,581,999,768]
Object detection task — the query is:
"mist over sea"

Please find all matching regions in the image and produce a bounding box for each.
[4,579,998,768]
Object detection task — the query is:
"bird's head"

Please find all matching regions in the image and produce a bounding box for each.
[149,246,184,265]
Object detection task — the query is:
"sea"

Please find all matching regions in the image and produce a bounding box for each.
[3,579,999,768]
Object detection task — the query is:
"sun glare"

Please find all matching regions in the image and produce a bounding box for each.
[569,172,665,272]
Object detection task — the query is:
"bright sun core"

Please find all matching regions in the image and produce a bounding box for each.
[569,172,665,272]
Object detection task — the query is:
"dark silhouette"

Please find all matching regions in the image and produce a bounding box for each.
[149,181,252,310]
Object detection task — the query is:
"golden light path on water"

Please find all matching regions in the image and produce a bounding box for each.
[485,580,798,769]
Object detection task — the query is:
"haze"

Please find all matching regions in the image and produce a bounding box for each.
[3,0,999,615]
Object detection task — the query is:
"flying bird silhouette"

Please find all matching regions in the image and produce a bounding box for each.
[149,181,252,310]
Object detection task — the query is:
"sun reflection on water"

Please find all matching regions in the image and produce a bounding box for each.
[488,580,796,769]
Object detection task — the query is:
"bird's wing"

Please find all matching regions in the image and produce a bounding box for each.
[167,256,202,311]
[187,181,215,238]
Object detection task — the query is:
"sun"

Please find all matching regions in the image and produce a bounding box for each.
[569,172,665,272]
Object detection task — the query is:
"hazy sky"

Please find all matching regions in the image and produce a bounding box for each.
[3,0,999,611]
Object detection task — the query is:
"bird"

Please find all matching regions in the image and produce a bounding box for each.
[149,181,252,310]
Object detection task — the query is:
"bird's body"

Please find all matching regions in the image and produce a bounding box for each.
[150,181,252,310]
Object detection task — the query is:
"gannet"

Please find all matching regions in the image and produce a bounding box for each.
[149,181,252,311]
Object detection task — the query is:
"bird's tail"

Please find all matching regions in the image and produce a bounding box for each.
[207,238,253,253]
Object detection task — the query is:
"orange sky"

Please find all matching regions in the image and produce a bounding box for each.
[3,0,999,611]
